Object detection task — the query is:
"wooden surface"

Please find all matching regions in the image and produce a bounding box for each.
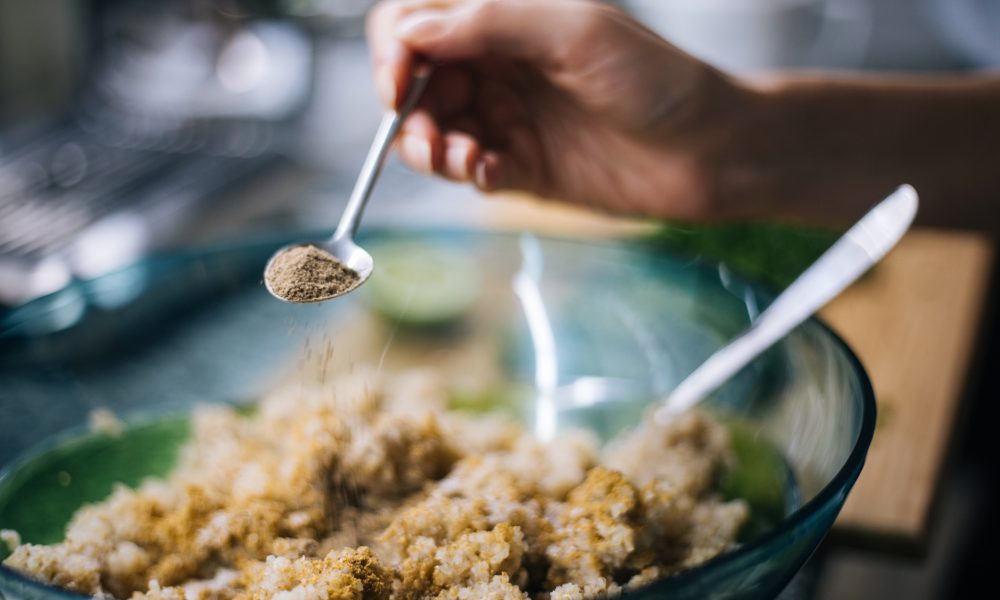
[820,229,995,546]
[464,195,997,548]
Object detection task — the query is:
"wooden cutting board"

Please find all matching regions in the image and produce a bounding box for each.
[820,228,995,550]
[455,195,996,550]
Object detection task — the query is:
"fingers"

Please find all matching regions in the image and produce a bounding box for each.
[394,0,596,68]
[397,110,480,182]
[399,125,483,183]
[367,1,409,107]
[474,151,502,190]
[472,123,545,193]
[442,131,480,181]
[368,0,460,107]
[476,79,528,134]
[397,110,442,173]
[369,0,603,106]
[486,125,543,192]
[474,150,539,194]
[370,0,567,192]
[396,111,539,193]
[418,64,475,120]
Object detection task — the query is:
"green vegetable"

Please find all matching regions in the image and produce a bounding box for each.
[365,243,483,327]
[0,417,190,550]
[447,385,526,417]
[718,420,795,542]
[647,222,840,289]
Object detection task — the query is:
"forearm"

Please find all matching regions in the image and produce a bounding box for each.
[717,74,1000,230]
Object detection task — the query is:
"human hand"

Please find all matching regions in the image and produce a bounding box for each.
[367,0,750,220]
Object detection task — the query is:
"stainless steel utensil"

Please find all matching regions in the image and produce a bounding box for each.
[655,184,919,422]
[264,64,434,303]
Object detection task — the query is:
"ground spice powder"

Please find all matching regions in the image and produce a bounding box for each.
[265,244,361,302]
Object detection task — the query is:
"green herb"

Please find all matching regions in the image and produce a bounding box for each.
[718,420,795,542]
[647,222,841,289]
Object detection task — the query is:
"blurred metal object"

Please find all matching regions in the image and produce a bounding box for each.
[0,128,286,305]
[94,20,311,121]
[0,4,315,307]
[657,184,918,421]
[264,64,434,303]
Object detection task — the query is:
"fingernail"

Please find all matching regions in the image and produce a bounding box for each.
[376,68,397,108]
[475,154,500,190]
[404,136,433,172]
[443,142,470,179]
[474,159,488,189]
[396,11,448,42]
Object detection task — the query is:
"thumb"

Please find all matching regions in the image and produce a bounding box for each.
[395,0,595,68]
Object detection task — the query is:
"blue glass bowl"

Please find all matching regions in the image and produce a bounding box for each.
[0,229,875,599]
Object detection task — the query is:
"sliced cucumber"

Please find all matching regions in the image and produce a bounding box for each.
[365,242,483,327]
[719,420,797,542]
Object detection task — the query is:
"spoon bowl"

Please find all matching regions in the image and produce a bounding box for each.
[264,64,433,304]
[263,238,374,303]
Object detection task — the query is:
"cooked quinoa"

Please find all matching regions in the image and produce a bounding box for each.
[2,368,748,599]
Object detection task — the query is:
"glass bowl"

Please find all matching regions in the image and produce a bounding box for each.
[0,229,875,600]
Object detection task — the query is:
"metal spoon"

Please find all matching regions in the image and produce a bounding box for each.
[264,64,434,303]
[655,184,919,423]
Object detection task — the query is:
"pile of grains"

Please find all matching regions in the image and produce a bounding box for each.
[265,245,360,302]
[2,368,747,599]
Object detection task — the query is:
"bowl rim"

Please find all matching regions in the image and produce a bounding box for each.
[623,315,876,597]
[0,228,878,598]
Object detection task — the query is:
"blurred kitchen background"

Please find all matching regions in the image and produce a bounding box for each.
[1,0,998,598]
[3,0,1000,307]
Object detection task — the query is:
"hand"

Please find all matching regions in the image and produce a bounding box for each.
[367,0,748,220]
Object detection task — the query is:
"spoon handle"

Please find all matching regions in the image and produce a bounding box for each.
[655,184,919,422]
[333,64,434,240]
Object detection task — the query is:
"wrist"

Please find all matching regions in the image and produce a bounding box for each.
[667,69,778,219]
[716,75,785,219]
[702,75,886,224]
